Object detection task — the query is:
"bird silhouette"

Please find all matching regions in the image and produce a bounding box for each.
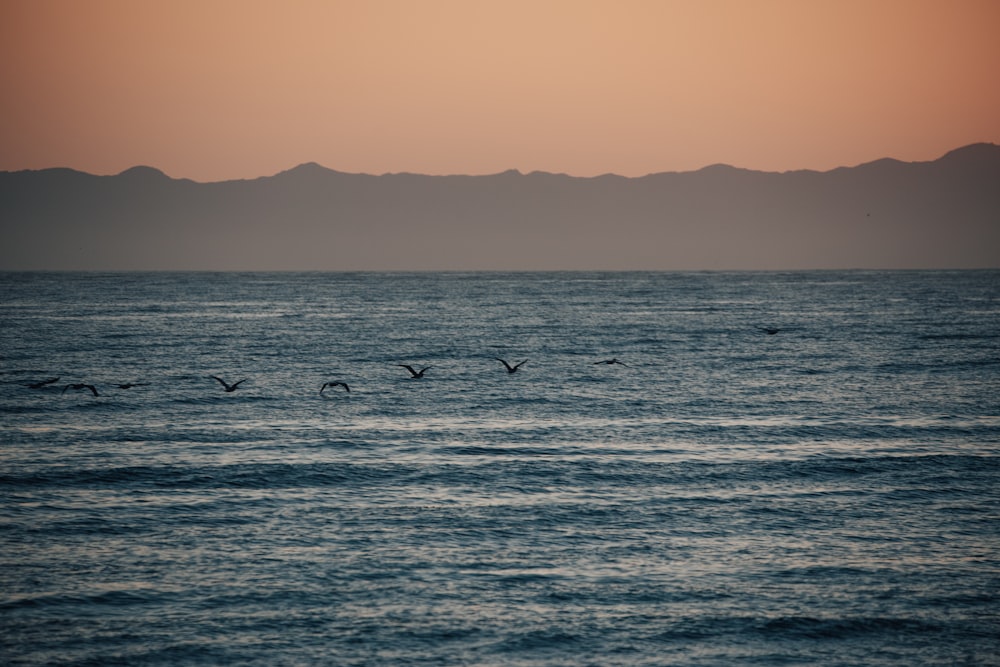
[62,383,99,397]
[29,377,60,389]
[398,364,432,378]
[758,327,781,335]
[320,381,350,394]
[594,358,629,367]
[210,375,247,392]
[495,358,528,374]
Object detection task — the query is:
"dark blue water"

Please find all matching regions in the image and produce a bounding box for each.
[2,271,998,665]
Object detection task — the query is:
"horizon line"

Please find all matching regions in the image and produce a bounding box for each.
[3,267,998,275]
[4,142,996,184]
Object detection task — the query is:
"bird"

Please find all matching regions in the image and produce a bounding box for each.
[320,381,350,394]
[594,358,629,367]
[398,364,432,378]
[495,358,527,374]
[62,383,99,397]
[210,375,247,392]
[29,377,60,389]
[758,327,781,335]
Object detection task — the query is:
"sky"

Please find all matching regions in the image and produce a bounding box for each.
[2,0,999,181]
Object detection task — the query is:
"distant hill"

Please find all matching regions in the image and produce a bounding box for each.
[2,144,998,270]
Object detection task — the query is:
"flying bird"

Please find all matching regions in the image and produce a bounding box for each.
[398,364,432,378]
[210,375,247,392]
[62,383,99,397]
[495,358,528,374]
[594,358,629,367]
[320,381,350,394]
[29,377,60,389]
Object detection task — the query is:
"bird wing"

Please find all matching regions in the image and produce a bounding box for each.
[495,358,513,371]
[86,385,99,397]
[210,375,228,387]
[232,379,247,389]
[514,360,528,370]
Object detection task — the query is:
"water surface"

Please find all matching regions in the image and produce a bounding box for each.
[2,271,998,665]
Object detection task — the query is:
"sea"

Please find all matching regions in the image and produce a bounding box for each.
[1,270,998,666]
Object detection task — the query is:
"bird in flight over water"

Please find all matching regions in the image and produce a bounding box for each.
[29,377,60,389]
[210,375,247,392]
[594,358,629,367]
[62,383,99,397]
[495,358,528,374]
[758,327,781,335]
[320,381,350,394]
[398,364,432,378]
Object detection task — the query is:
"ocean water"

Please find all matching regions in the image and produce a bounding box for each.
[1,270,998,666]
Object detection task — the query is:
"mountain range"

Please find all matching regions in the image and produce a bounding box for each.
[2,144,998,270]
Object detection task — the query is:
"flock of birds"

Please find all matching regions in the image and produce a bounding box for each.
[26,328,781,399]
[24,357,640,398]
[29,377,143,397]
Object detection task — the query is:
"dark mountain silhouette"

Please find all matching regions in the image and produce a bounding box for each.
[2,144,998,270]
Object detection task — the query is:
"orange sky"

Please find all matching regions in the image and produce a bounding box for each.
[2,0,998,181]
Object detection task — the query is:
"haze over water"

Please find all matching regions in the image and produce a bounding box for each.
[1,271,998,665]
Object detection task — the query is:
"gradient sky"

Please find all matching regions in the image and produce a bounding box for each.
[2,0,999,181]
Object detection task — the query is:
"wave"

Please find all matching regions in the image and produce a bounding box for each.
[757,615,943,639]
[0,587,173,612]
[3,453,994,496]
[0,461,417,490]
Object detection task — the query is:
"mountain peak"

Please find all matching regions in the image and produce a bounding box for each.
[275,162,338,177]
[936,142,1000,165]
[116,165,169,179]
